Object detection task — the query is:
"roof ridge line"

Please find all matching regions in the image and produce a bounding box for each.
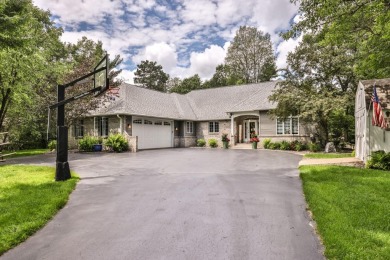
[172,93,185,118]
[184,95,199,120]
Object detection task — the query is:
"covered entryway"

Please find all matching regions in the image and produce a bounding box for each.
[132,117,173,149]
[229,112,261,144]
[243,119,259,142]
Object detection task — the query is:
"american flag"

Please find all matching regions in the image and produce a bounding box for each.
[371,86,387,129]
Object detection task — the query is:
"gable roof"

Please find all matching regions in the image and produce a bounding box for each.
[360,78,390,109]
[94,81,279,120]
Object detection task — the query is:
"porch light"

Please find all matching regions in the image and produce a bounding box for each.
[127,124,131,129]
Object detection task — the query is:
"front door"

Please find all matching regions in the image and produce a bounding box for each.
[243,119,258,142]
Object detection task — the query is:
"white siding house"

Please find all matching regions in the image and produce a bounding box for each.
[355,79,390,162]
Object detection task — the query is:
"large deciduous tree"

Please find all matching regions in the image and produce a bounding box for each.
[170,74,202,94]
[270,33,358,146]
[270,0,390,147]
[134,60,169,92]
[225,26,276,84]
[0,0,64,147]
[286,0,390,79]
[202,64,244,88]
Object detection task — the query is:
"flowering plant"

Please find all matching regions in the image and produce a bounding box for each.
[250,134,259,143]
[221,133,230,142]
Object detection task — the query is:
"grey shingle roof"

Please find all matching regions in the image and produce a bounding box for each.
[94,81,279,120]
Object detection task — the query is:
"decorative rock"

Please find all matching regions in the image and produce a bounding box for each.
[325,142,336,153]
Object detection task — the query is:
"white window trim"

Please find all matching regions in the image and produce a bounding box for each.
[209,121,219,133]
[186,121,193,134]
[74,119,84,138]
[96,117,109,137]
[276,116,299,135]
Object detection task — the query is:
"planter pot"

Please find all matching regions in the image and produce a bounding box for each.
[222,141,229,149]
[92,144,103,152]
[251,142,258,149]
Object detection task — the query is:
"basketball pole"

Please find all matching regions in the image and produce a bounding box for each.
[56,84,71,181]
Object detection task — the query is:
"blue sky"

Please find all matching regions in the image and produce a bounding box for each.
[33,0,302,83]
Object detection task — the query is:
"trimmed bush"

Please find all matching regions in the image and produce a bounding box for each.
[197,139,206,147]
[263,138,272,149]
[280,140,290,150]
[269,142,281,150]
[295,141,306,151]
[78,135,100,152]
[308,142,321,152]
[48,140,56,150]
[208,138,218,148]
[104,133,128,152]
[366,150,390,171]
[351,150,356,157]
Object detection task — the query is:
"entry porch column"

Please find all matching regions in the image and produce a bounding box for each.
[230,113,235,146]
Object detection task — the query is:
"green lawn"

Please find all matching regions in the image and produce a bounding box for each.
[5,149,50,159]
[304,152,353,159]
[0,165,78,255]
[300,165,390,259]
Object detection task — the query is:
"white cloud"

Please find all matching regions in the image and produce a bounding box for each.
[119,69,136,84]
[133,42,177,72]
[33,0,300,83]
[276,35,302,69]
[186,43,229,79]
[34,0,124,27]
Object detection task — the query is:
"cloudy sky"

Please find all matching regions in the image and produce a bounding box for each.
[33,0,301,83]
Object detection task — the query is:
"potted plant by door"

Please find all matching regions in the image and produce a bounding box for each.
[92,137,103,152]
[250,134,260,149]
[221,133,230,149]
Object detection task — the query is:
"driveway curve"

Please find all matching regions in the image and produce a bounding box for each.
[1,149,323,260]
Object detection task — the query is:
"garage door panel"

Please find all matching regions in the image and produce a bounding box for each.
[132,117,173,149]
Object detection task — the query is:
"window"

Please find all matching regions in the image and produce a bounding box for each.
[74,119,84,138]
[154,121,162,125]
[133,119,142,124]
[209,121,219,133]
[277,117,299,135]
[186,121,193,133]
[95,117,109,137]
[144,120,153,125]
[164,121,171,126]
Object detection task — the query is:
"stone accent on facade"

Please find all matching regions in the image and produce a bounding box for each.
[196,120,231,148]
[174,136,197,148]
[124,132,138,152]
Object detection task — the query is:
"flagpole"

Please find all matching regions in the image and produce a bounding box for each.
[368,99,372,160]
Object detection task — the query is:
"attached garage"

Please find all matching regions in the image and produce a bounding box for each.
[132,117,173,149]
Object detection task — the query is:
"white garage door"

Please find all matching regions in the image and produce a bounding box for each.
[132,117,173,149]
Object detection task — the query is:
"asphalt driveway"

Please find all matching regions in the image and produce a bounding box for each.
[1,149,323,260]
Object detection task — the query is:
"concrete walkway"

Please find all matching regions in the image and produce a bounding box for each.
[299,157,363,166]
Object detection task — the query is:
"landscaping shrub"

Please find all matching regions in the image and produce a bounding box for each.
[48,140,56,150]
[280,140,290,150]
[308,142,321,152]
[366,150,390,171]
[263,138,272,149]
[295,141,306,151]
[78,135,100,152]
[197,138,206,147]
[208,138,218,148]
[269,142,281,150]
[351,150,356,157]
[104,133,128,152]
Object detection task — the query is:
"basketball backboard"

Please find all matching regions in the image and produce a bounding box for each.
[93,54,109,96]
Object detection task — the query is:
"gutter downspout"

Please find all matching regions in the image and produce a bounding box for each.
[117,114,122,134]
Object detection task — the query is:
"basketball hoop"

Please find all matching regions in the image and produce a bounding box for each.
[49,53,110,181]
